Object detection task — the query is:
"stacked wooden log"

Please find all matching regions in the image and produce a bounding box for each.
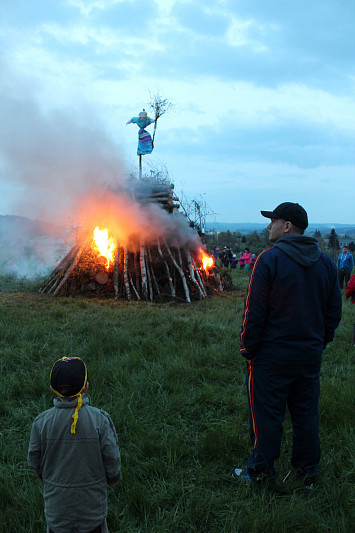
[132,178,179,213]
[39,236,223,302]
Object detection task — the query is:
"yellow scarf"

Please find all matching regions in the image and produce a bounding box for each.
[70,394,83,434]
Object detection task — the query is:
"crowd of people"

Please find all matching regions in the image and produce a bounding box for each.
[213,246,256,271]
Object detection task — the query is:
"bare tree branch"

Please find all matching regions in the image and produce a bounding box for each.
[148,89,174,144]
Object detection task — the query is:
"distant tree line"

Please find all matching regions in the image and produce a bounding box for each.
[204,227,355,261]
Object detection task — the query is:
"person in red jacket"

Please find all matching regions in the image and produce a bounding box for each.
[241,248,252,272]
[345,274,355,346]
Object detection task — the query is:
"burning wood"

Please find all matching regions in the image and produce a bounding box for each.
[40,179,228,302]
[40,226,223,302]
[92,227,116,269]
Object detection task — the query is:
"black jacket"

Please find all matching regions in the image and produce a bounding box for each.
[240,236,342,362]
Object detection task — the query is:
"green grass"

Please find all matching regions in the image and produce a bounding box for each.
[0,269,354,532]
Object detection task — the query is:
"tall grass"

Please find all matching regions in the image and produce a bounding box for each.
[0,270,354,532]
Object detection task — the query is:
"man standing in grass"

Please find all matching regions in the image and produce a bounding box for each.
[28,357,122,533]
[235,202,342,487]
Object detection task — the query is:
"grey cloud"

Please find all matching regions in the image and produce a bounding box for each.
[143,1,355,91]
[171,2,229,37]
[226,0,355,74]
[0,1,67,28]
[93,0,158,31]
[142,30,353,92]
[157,117,355,170]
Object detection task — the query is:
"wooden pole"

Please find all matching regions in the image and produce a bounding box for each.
[157,238,175,297]
[139,154,142,180]
[152,118,158,145]
[163,239,191,303]
[145,248,153,302]
[53,239,88,296]
[140,239,148,300]
[123,245,131,300]
[39,246,78,293]
[114,245,120,298]
[147,246,160,296]
[191,255,208,296]
[129,275,141,300]
[186,250,207,299]
[128,252,141,300]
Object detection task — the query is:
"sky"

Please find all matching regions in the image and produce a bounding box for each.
[0,0,354,226]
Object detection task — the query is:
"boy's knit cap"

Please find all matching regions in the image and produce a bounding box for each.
[50,357,87,398]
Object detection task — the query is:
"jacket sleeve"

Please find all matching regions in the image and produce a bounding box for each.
[27,420,42,478]
[240,251,270,359]
[323,269,342,347]
[345,274,355,299]
[100,411,122,485]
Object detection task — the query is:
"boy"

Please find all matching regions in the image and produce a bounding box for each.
[28,357,122,533]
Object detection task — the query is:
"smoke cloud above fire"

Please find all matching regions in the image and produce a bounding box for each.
[74,187,201,251]
[0,61,126,224]
[0,62,202,278]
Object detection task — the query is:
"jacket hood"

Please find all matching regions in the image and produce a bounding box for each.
[274,235,321,267]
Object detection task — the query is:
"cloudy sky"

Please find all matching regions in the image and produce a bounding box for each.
[0,0,354,225]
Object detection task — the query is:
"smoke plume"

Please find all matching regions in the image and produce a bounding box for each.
[0,61,126,224]
[74,187,200,251]
[0,62,201,278]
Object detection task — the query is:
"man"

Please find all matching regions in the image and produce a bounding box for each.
[336,245,354,289]
[234,202,342,487]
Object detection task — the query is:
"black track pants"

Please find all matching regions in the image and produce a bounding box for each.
[246,357,321,476]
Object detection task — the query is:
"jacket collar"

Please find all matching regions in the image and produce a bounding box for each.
[53,394,89,408]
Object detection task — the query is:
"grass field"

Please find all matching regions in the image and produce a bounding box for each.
[0,269,354,533]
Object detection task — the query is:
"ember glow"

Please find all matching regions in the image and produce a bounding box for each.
[200,249,214,271]
[92,227,116,269]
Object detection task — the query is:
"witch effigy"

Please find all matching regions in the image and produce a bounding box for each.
[126,109,156,155]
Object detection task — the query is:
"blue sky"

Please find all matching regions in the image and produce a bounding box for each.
[0,0,354,225]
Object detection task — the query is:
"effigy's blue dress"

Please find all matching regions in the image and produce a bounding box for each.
[128,117,155,155]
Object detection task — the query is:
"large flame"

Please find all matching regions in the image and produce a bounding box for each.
[200,249,214,271]
[92,227,116,269]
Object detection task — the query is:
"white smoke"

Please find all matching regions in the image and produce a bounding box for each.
[0,62,202,278]
[0,61,126,224]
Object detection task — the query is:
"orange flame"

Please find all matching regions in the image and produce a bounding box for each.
[200,249,214,271]
[92,227,116,269]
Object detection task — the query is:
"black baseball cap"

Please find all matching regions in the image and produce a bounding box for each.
[50,357,87,398]
[261,202,308,230]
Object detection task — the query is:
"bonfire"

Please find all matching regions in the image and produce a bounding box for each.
[40,178,225,303]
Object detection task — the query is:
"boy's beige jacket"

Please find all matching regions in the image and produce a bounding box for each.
[28,395,122,533]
